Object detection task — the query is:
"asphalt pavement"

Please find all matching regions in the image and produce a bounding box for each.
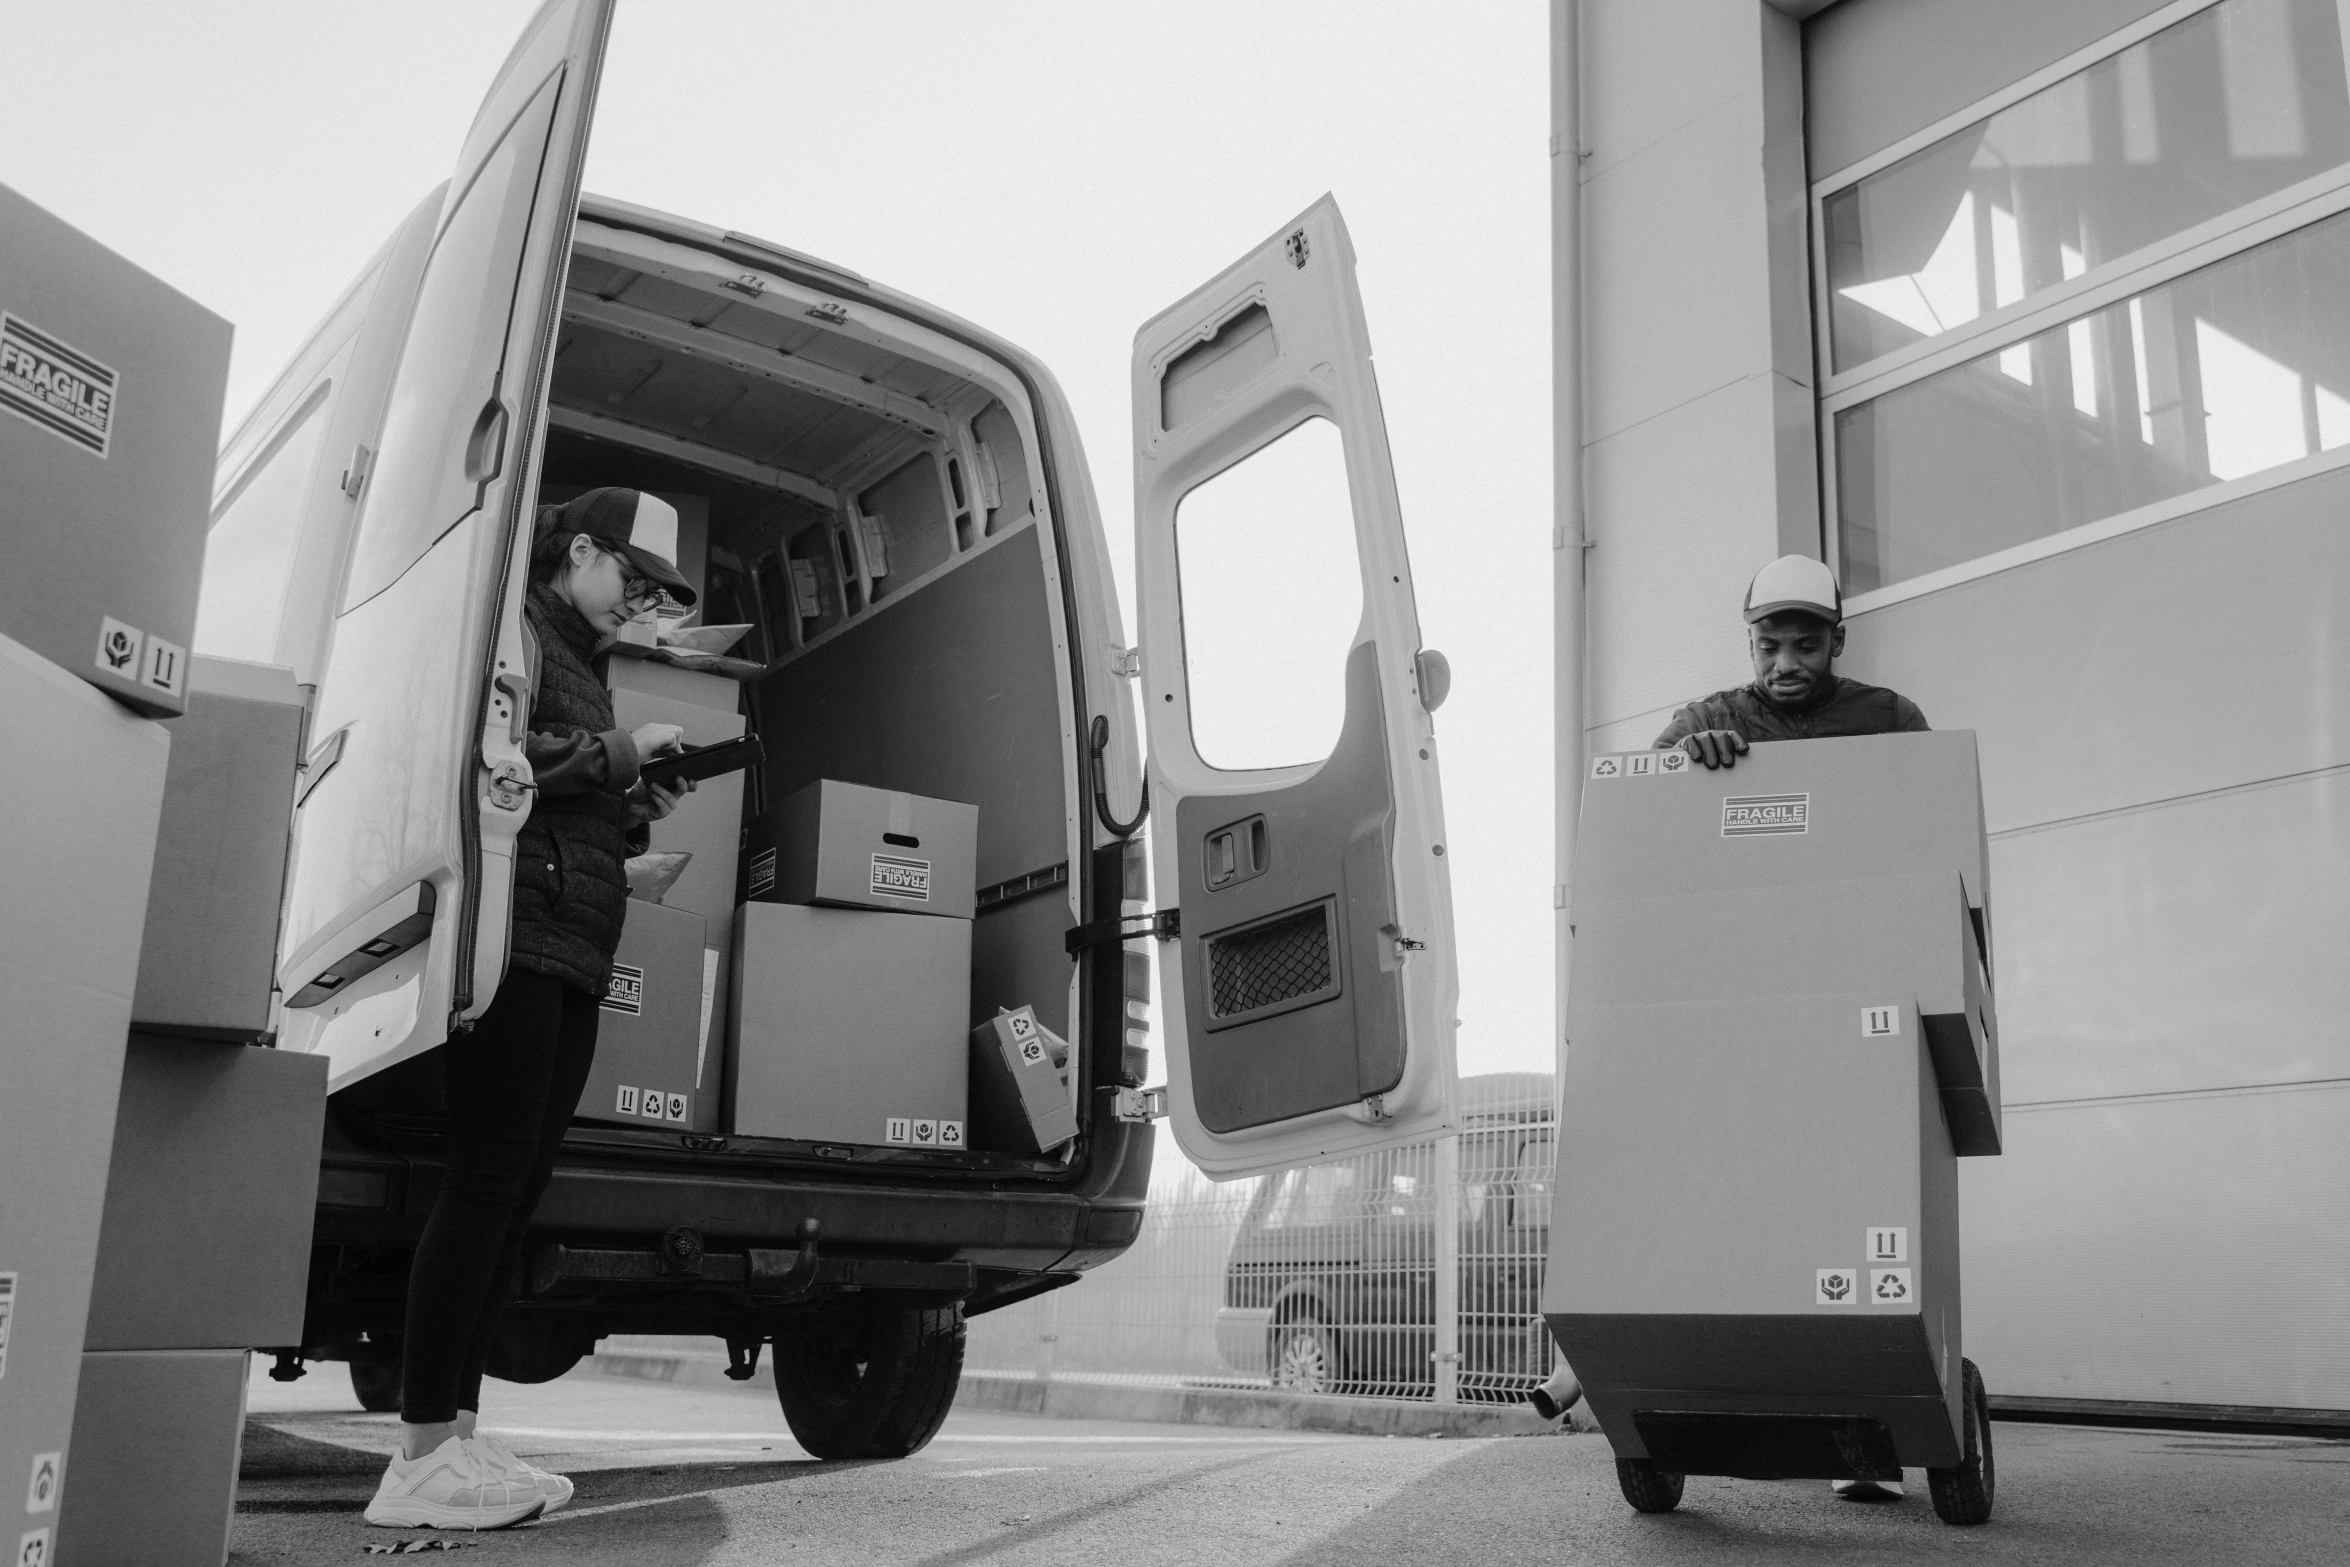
[237,1361,2350,1565]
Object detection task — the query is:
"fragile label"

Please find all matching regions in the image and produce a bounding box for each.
[601,962,645,1016]
[1815,1267,1858,1305]
[747,847,778,898]
[1867,1226,1909,1263]
[1657,749,1689,774]
[912,1118,938,1146]
[1723,793,1809,837]
[1870,1268,1914,1305]
[1,313,117,456]
[1861,1005,1900,1038]
[664,1091,688,1123]
[24,1453,58,1514]
[870,853,931,902]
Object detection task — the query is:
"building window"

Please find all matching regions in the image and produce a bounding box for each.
[1815,0,2350,602]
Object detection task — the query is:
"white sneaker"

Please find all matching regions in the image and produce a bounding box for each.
[364,1435,546,1530]
[1832,1476,1905,1501]
[469,1431,574,1515]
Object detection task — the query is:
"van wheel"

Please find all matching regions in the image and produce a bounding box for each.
[1616,1457,1685,1513]
[1268,1317,1338,1396]
[348,1348,403,1415]
[774,1301,966,1460]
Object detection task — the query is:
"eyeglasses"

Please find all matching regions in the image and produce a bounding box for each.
[594,543,665,610]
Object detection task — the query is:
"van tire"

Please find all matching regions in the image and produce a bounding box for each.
[349,1349,403,1415]
[774,1301,966,1460]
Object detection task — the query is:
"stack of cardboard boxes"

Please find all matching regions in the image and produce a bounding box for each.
[730,780,978,1149]
[2,182,325,1567]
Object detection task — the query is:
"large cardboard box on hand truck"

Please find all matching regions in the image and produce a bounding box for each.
[1547,732,2002,1510]
[0,181,233,717]
[0,632,172,1560]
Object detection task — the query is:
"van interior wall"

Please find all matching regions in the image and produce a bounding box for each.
[538,429,1075,1040]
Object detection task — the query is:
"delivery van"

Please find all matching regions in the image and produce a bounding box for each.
[193,0,1457,1456]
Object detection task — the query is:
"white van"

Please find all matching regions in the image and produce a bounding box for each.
[199,0,1457,1456]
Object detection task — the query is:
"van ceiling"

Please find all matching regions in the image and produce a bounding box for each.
[557,248,974,494]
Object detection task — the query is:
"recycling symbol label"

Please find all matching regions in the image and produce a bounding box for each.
[1871,1268,1913,1304]
[1815,1267,1858,1305]
[1590,755,1622,779]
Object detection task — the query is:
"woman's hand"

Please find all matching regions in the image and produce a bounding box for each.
[632,722,686,759]
[638,776,694,824]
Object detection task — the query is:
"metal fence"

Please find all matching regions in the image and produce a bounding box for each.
[965,1073,1559,1405]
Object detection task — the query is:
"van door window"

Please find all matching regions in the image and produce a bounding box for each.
[1261,1161,1362,1228]
[1172,415,1363,771]
[195,386,332,662]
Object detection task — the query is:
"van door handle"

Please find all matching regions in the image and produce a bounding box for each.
[463,398,509,484]
[492,670,531,746]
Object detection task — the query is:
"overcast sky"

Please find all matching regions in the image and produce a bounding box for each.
[4,1,1570,1105]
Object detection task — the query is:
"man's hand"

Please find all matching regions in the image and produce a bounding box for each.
[631,722,686,759]
[1680,730,1750,770]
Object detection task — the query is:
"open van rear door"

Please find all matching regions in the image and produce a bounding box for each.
[1131,196,1458,1178]
[277,0,614,1087]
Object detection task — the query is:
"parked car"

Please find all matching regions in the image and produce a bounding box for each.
[1213,1073,1555,1401]
[193,0,1462,1457]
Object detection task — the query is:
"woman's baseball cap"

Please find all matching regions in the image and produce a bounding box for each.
[1743,554,1840,624]
[546,487,697,607]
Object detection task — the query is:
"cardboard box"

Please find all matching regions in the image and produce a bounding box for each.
[82,1039,326,1351]
[53,1349,246,1567]
[729,902,970,1147]
[1548,733,1994,1476]
[0,631,170,1535]
[133,657,303,1039]
[609,657,746,928]
[579,899,718,1132]
[0,181,233,717]
[970,1006,1077,1154]
[742,779,978,920]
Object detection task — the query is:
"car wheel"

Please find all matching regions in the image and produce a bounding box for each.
[773,1300,966,1460]
[348,1348,402,1415]
[1268,1318,1338,1395]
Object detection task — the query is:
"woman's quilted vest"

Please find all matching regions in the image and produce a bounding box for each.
[509,585,632,994]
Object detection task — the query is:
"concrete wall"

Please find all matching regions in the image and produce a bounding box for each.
[1578,0,1820,757]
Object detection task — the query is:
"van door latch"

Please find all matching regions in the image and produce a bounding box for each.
[485,759,535,813]
[1112,1086,1167,1123]
[1065,909,1179,955]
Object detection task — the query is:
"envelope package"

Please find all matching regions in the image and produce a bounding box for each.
[132,657,304,1039]
[608,655,747,928]
[970,1006,1077,1154]
[741,779,978,919]
[0,181,232,717]
[578,899,719,1133]
[728,902,970,1148]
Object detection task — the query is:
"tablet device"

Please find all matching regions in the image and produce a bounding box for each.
[640,733,763,791]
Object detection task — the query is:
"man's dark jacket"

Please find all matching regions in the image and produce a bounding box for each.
[1653,674,1929,749]
[511,584,645,995]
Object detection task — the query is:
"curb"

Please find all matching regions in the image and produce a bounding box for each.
[583,1350,1581,1440]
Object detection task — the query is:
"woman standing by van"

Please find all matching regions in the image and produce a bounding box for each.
[366,488,697,1531]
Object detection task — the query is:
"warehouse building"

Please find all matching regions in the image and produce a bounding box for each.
[1558,0,2349,1419]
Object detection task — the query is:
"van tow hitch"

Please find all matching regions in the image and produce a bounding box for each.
[724,1337,764,1381]
[746,1218,824,1302]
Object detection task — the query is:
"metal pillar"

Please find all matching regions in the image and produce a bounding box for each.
[1433,1130,1461,1404]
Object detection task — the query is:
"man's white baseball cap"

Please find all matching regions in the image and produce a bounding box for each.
[1744,555,1841,624]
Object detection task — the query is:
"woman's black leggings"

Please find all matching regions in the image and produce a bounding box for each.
[399,968,600,1424]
